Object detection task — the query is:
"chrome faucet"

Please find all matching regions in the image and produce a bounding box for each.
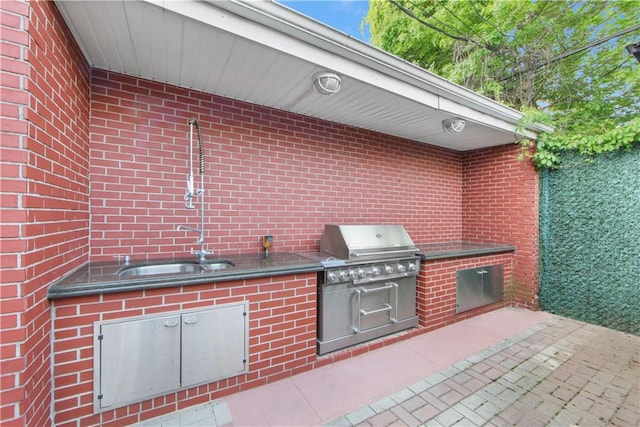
[177,119,212,262]
[177,224,211,261]
[176,225,203,244]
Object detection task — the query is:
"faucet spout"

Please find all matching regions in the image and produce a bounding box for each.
[177,224,200,234]
[177,224,204,244]
[178,118,210,261]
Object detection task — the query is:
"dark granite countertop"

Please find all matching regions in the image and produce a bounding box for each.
[417,241,515,260]
[48,242,513,299]
[47,252,323,300]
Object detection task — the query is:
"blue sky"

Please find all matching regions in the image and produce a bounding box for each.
[277,0,371,42]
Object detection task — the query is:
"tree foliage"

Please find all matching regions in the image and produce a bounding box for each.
[365,0,640,168]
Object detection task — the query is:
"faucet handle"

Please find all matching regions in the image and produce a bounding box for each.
[113,254,131,265]
[191,247,213,262]
[184,192,195,209]
[191,247,213,255]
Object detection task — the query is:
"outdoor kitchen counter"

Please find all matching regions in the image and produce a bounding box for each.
[417,241,515,260]
[47,252,323,299]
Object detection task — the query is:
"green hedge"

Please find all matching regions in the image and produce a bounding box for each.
[539,145,640,335]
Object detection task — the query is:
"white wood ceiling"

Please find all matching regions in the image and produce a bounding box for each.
[55,0,541,151]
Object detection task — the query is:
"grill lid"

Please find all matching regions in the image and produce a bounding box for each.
[320,224,418,261]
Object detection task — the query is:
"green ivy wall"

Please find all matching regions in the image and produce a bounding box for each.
[539,145,640,335]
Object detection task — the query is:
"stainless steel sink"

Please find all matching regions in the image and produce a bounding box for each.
[202,260,235,271]
[118,260,234,277]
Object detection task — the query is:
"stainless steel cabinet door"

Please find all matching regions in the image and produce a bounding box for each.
[181,303,248,388]
[456,265,504,313]
[97,314,181,410]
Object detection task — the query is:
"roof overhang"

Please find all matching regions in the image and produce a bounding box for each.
[54,0,552,151]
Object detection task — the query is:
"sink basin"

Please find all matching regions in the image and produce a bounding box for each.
[202,260,235,271]
[117,260,234,277]
[118,262,204,277]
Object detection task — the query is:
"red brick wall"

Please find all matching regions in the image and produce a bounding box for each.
[51,274,316,426]
[0,1,90,425]
[462,145,540,309]
[89,71,463,260]
[417,253,514,330]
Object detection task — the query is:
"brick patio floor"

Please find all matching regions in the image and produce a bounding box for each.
[330,316,639,427]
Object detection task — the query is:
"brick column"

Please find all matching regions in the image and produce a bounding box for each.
[462,144,540,309]
[0,1,90,425]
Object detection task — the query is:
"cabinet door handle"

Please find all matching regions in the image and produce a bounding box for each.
[183,317,198,325]
[164,320,178,327]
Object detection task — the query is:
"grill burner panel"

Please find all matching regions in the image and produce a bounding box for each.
[324,258,419,285]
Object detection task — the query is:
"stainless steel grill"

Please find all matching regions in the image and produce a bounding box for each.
[312,224,420,355]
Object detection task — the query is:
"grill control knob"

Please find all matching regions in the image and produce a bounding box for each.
[349,270,358,280]
[327,272,337,283]
[371,267,380,277]
[358,269,367,278]
[385,265,394,274]
[397,264,406,273]
[408,262,417,272]
[338,271,348,281]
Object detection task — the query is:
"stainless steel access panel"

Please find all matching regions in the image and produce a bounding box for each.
[456,265,504,313]
[93,302,248,412]
[182,304,247,388]
[95,313,182,410]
